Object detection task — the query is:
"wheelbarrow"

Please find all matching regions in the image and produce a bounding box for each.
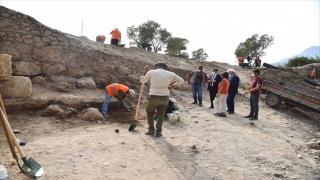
[140,42,152,51]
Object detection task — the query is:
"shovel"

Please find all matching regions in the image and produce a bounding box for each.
[129,83,144,131]
[0,95,19,165]
[0,108,44,177]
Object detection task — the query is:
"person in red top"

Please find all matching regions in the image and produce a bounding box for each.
[96,35,106,42]
[110,28,121,45]
[242,69,263,120]
[213,72,230,117]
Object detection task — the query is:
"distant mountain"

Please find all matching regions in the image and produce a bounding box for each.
[272,46,320,66]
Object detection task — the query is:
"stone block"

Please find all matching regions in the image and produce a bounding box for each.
[41,105,63,117]
[31,76,46,85]
[12,61,41,76]
[22,96,50,110]
[0,76,32,98]
[76,77,96,89]
[54,95,83,106]
[0,54,12,81]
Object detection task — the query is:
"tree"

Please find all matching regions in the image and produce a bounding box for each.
[191,48,208,61]
[234,34,274,59]
[127,20,172,53]
[285,56,320,67]
[165,37,189,58]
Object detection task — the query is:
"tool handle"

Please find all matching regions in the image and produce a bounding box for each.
[0,108,26,158]
[135,83,144,120]
[0,95,19,160]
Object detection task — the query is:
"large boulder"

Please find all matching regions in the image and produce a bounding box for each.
[80,108,104,121]
[22,96,50,110]
[54,82,72,92]
[54,94,83,106]
[12,61,41,76]
[0,76,32,98]
[0,54,12,81]
[32,46,63,63]
[41,104,63,116]
[76,77,96,89]
[31,76,46,85]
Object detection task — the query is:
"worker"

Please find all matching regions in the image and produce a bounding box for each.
[140,62,184,137]
[238,57,244,65]
[110,28,121,45]
[96,35,106,43]
[153,99,179,121]
[253,56,261,69]
[311,69,316,79]
[101,83,135,119]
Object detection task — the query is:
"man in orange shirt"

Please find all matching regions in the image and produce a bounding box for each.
[101,83,135,118]
[238,57,244,65]
[96,35,106,42]
[110,28,121,45]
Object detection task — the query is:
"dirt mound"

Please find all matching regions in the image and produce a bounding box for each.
[261,64,320,91]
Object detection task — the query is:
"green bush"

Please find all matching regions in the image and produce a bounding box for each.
[285,56,320,67]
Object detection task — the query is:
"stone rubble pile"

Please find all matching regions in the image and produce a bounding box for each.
[306,139,320,159]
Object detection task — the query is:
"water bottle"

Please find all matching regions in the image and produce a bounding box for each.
[0,165,8,180]
[16,138,26,146]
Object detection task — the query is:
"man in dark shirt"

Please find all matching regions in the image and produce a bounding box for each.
[207,69,221,108]
[187,66,208,107]
[242,69,263,120]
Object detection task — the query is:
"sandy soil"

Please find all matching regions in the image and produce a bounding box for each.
[0,90,320,180]
[1,71,320,180]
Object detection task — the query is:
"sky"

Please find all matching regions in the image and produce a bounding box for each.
[1,1,319,65]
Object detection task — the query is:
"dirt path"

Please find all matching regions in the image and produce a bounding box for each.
[1,89,320,180]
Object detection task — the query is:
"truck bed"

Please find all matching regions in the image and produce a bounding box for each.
[262,81,320,112]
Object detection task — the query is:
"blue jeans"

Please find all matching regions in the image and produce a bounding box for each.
[101,91,112,115]
[101,90,128,115]
[192,84,202,102]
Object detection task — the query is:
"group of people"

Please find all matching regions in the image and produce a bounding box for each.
[187,65,263,120]
[101,61,184,138]
[238,56,262,69]
[96,28,121,45]
[100,62,263,138]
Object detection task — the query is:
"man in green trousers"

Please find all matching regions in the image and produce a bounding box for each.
[140,62,184,137]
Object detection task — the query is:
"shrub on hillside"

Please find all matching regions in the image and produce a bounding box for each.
[285,56,320,67]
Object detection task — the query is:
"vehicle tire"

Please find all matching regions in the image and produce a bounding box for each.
[265,93,282,108]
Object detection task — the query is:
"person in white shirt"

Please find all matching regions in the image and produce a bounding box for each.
[140,61,184,137]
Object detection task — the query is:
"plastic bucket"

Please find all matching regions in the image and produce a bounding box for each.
[172,110,183,121]
[0,165,8,180]
[167,113,178,125]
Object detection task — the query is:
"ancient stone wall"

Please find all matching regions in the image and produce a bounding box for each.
[0,6,197,114]
[0,6,194,90]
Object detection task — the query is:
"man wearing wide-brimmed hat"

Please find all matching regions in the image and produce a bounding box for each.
[140,61,184,137]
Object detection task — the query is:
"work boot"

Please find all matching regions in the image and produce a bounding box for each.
[192,101,197,104]
[145,129,155,136]
[155,132,163,137]
[103,114,110,119]
[217,113,227,117]
[199,101,203,107]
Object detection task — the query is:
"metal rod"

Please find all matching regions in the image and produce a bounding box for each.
[81,21,83,36]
